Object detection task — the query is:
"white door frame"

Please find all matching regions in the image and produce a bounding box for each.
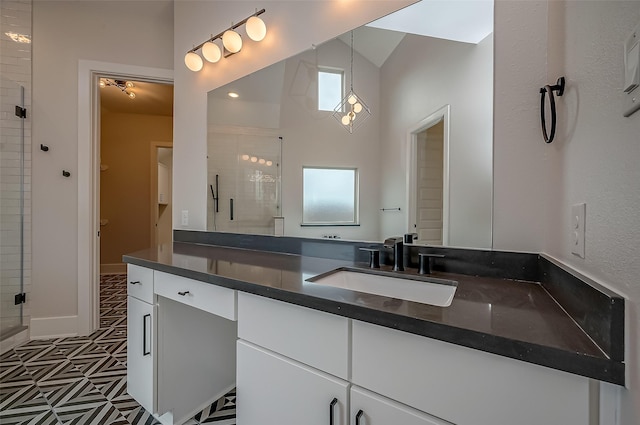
[77,60,173,336]
[405,105,450,245]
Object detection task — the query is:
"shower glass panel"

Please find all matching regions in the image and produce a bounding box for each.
[207,132,282,235]
[0,80,26,339]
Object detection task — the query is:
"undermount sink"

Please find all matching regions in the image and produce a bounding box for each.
[307,269,457,307]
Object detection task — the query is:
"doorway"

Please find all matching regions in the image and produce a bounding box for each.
[407,105,450,246]
[98,79,174,275]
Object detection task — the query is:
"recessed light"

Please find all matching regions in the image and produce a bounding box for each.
[228,92,239,98]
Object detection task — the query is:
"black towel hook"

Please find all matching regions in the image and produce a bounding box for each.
[540,76,565,143]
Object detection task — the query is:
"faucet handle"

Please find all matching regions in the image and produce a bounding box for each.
[359,248,380,269]
[418,253,445,274]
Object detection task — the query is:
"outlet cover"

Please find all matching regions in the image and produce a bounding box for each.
[181,210,189,226]
[571,203,586,258]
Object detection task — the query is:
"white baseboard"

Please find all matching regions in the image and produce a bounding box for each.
[1,327,29,353]
[30,316,78,339]
[100,263,127,274]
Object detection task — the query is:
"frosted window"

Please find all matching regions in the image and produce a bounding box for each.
[318,70,343,112]
[303,167,358,224]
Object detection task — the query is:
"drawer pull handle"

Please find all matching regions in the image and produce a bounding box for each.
[355,410,364,425]
[129,281,140,285]
[178,291,190,296]
[143,314,151,356]
[329,398,338,425]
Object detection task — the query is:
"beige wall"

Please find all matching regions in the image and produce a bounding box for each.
[99,111,172,265]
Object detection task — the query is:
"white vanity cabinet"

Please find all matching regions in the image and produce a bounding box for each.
[237,341,349,425]
[236,292,350,425]
[126,265,156,414]
[126,265,238,425]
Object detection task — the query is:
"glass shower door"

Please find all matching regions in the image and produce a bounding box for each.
[0,80,26,339]
[208,131,282,235]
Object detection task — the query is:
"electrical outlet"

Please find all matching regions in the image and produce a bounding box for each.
[181,210,189,226]
[571,203,586,258]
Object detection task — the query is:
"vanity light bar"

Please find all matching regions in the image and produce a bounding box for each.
[184,9,267,72]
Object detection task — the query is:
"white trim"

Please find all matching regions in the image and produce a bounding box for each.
[30,316,78,339]
[77,60,173,336]
[405,105,451,245]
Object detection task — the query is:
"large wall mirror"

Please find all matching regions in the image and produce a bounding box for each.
[207,1,493,249]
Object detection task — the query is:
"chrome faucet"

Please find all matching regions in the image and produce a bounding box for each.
[384,237,404,271]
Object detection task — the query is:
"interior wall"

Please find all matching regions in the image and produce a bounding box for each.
[279,39,381,241]
[100,111,172,265]
[545,2,640,423]
[31,1,173,326]
[173,0,415,232]
[157,147,173,247]
[379,33,493,248]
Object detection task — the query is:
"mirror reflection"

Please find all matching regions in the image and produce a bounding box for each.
[207,1,493,248]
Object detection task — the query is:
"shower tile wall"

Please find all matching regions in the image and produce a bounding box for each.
[0,0,32,343]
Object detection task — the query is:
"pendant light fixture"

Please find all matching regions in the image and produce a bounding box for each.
[332,31,371,133]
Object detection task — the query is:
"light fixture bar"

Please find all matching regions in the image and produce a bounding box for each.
[187,9,266,54]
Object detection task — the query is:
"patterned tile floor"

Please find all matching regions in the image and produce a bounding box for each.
[1,274,237,425]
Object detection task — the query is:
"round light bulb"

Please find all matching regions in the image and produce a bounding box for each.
[250,156,258,163]
[128,91,136,99]
[341,115,350,126]
[202,41,221,63]
[184,51,203,71]
[347,94,358,105]
[125,81,134,88]
[222,29,242,53]
[266,161,273,166]
[99,80,106,88]
[353,103,363,113]
[241,154,250,161]
[246,16,267,42]
[258,158,266,164]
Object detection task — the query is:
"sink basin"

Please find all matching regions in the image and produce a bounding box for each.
[307,269,457,307]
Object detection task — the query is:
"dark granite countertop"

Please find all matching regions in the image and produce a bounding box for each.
[123,241,625,385]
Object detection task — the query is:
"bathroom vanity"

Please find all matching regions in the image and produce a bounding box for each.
[124,234,625,425]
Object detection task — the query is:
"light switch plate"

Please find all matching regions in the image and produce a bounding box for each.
[181,210,189,226]
[571,203,586,258]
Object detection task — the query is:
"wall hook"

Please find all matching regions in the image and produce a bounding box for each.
[40,144,49,152]
[62,170,71,177]
[539,76,565,143]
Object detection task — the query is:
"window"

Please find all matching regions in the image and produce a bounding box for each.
[318,69,343,112]
[302,167,358,225]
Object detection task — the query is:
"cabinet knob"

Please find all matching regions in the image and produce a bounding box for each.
[129,281,140,285]
[178,291,190,296]
[355,410,364,425]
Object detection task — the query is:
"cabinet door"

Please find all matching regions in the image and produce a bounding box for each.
[351,386,454,425]
[127,296,156,414]
[237,340,348,425]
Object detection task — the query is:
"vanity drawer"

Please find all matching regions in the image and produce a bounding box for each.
[238,292,349,379]
[127,264,154,303]
[351,321,590,425]
[153,271,237,321]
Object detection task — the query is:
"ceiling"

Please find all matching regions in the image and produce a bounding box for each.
[367,0,494,44]
[100,80,173,116]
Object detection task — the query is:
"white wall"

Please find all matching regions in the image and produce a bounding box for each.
[173,0,415,232]
[280,39,381,241]
[545,2,640,423]
[31,1,173,331]
[379,33,493,248]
